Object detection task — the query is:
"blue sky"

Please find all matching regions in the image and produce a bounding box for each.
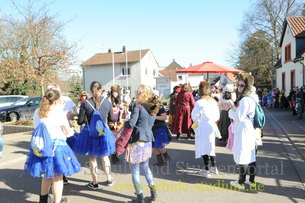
[1,0,252,68]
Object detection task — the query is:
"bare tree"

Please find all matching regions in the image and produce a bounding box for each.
[240,0,303,59]
[0,0,78,95]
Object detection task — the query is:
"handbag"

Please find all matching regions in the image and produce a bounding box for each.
[115,127,134,156]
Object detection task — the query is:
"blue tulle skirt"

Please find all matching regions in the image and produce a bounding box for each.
[73,125,115,158]
[24,139,81,179]
[152,127,170,148]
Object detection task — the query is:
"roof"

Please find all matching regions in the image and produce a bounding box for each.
[274,59,282,69]
[163,59,184,70]
[293,47,305,62]
[81,49,150,66]
[280,17,305,47]
[159,70,178,81]
[287,17,305,38]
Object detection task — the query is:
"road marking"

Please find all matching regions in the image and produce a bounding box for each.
[0,156,26,168]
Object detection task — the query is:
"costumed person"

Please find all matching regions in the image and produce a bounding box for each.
[46,84,78,185]
[191,81,220,177]
[108,84,126,164]
[76,81,115,189]
[124,84,160,203]
[287,87,297,115]
[171,83,195,140]
[217,84,234,143]
[152,98,172,166]
[296,97,303,120]
[24,89,81,203]
[223,72,257,190]
[77,91,89,108]
[167,86,180,129]
[124,89,132,119]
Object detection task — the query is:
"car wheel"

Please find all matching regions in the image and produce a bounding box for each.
[9,112,18,121]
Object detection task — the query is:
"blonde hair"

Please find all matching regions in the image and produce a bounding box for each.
[136,84,154,104]
[39,89,61,118]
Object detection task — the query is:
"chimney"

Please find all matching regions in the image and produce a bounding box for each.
[122,46,126,53]
[108,48,112,53]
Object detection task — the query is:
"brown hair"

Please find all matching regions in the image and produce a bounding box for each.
[39,89,61,118]
[181,83,191,92]
[110,84,122,105]
[79,91,89,100]
[90,81,102,108]
[198,80,212,99]
[235,72,254,104]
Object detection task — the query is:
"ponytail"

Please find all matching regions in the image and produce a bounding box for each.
[39,89,60,118]
[90,81,102,108]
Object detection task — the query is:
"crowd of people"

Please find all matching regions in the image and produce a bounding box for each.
[21,72,291,202]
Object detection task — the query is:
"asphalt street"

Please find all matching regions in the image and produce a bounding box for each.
[0,107,305,203]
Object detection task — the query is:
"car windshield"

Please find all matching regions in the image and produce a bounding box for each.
[11,98,30,106]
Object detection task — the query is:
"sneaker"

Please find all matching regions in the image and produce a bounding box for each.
[197,170,211,177]
[106,179,115,187]
[63,175,68,185]
[245,178,256,188]
[60,197,69,203]
[230,180,245,190]
[87,182,99,190]
[210,166,219,174]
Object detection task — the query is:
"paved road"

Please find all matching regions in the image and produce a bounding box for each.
[0,108,305,203]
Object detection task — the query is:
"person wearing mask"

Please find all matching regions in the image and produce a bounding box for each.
[124,84,160,203]
[76,81,115,189]
[24,89,81,203]
[77,91,89,108]
[223,73,257,190]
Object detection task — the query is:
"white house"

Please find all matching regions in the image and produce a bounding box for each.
[81,47,159,97]
[275,16,305,93]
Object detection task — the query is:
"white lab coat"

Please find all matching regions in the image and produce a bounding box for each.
[191,98,220,158]
[228,96,256,164]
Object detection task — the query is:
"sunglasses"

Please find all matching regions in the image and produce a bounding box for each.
[237,84,245,88]
[136,90,142,95]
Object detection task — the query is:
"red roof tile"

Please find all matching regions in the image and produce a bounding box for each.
[287,17,305,38]
[82,49,150,66]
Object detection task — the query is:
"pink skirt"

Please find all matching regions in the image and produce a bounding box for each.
[226,123,234,150]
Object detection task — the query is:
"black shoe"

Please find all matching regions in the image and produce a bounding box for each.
[63,175,68,185]
[106,178,115,187]
[87,182,99,190]
[176,133,180,140]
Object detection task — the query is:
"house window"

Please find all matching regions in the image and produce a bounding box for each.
[290,70,295,89]
[284,44,291,63]
[121,63,130,75]
[282,72,285,90]
[145,68,148,75]
[178,76,182,80]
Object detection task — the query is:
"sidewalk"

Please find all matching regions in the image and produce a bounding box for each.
[0,108,305,202]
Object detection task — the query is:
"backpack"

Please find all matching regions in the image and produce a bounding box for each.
[86,98,112,137]
[30,122,54,158]
[246,95,266,129]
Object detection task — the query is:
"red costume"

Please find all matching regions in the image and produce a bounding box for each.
[171,91,195,135]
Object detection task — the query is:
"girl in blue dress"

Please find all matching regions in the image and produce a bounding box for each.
[75,81,115,189]
[24,89,81,203]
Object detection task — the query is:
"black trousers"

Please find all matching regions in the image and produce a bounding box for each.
[238,162,256,184]
[202,155,216,170]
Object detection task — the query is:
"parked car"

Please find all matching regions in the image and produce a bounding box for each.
[0,97,41,122]
[0,95,28,108]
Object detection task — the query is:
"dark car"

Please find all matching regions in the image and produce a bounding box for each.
[0,97,41,122]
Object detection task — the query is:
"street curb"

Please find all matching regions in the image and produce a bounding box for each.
[265,109,305,189]
[2,125,34,135]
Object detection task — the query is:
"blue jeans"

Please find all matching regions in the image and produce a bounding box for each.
[130,160,154,195]
[0,136,3,158]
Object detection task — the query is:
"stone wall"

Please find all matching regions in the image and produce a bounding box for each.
[3,125,34,135]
